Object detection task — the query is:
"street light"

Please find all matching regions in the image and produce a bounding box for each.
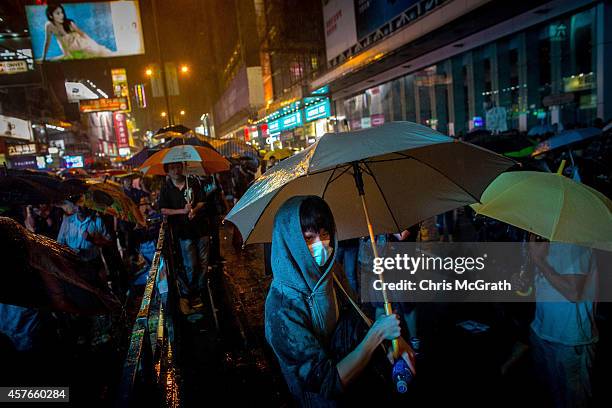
[180,65,189,74]
[145,67,153,76]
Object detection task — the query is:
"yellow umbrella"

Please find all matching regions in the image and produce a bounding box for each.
[79,180,146,226]
[263,148,292,161]
[471,171,612,250]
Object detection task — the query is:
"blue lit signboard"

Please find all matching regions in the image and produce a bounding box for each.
[281,111,303,130]
[268,119,281,133]
[311,85,329,95]
[268,111,303,133]
[305,98,331,122]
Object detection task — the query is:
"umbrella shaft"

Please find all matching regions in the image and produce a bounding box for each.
[359,194,399,357]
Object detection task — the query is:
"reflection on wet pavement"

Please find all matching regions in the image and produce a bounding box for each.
[179,224,292,407]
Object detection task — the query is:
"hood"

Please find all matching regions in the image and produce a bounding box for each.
[271,196,337,296]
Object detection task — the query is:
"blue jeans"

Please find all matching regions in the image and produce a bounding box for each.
[178,236,209,298]
[530,329,595,407]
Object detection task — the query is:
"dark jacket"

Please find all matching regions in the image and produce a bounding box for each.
[265,196,350,407]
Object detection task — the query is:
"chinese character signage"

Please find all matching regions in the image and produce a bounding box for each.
[113,112,129,150]
[305,98,331,122]
[79,97,129,113]
[8,143,37,156]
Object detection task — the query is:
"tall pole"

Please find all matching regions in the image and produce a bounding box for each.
[151,0,172,126]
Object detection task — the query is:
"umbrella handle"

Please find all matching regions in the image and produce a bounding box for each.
[354,161,399,358]
[556,159,566,175]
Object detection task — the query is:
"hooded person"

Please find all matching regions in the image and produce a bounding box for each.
[264,196,415,407]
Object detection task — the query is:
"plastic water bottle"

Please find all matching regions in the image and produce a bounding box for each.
[392,358,412,394]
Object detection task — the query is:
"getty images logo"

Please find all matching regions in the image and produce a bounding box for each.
[372,253,488,275]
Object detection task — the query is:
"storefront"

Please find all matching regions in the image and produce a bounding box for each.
[257,93,334,150]
[333,4,605,137]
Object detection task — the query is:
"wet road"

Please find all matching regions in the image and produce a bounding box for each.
[179,225,292,407]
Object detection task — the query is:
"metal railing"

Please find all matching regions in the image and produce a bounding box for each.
[117,219,182,408]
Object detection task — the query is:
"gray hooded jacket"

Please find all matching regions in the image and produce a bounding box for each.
[265,196,351,406]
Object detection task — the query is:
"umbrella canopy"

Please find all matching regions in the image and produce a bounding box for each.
[0,176,66,205]
[0,217,121,314]
[79,180,146,226]
[115,172,143,180]
[471,171,612,251]
[138,145,230,176]
[463,132,536,158]
[125,137,219,168]
[58,168,89,179]
[162,136,217,151]
[532,127,602,156]
[124,147,160,167]
[209,138,259,159]
[153,124,194,139]
[527,124,554,136]
[263,148,293,161]
[0,170,86,205]
[225,122,514,245]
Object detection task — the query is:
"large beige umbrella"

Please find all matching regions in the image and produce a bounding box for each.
[226,122,514,245]
[225,122,514,354]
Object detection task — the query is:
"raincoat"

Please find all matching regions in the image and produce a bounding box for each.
[264,196,365,407]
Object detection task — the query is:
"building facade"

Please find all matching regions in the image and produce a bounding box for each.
[312,0,611,137]
[209,0,329,150]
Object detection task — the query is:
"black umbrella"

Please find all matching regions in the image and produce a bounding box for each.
[0,169,88,205]
[153,124,194,139]
[0,175,66,205]
[0,217,121,314]
[162,136,217,151]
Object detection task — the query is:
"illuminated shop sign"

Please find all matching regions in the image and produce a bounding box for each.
[311,85,329,95]
[305,98,331,122]
[281,111,303,130]
[268,111,304,133]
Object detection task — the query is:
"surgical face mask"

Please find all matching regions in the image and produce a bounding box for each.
[309,239,332,266]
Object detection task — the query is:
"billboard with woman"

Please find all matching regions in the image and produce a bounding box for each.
[26,1,145,61]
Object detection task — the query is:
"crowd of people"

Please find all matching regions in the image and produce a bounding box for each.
[0,153,266,401]
[1,122,610,407]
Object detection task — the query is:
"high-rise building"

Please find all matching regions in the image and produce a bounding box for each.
[208,0,327,149]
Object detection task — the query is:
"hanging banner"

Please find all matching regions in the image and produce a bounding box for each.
[112,111,129,150]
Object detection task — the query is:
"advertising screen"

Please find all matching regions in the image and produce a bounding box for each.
[26,1,145,62]
[64,155,84,168]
